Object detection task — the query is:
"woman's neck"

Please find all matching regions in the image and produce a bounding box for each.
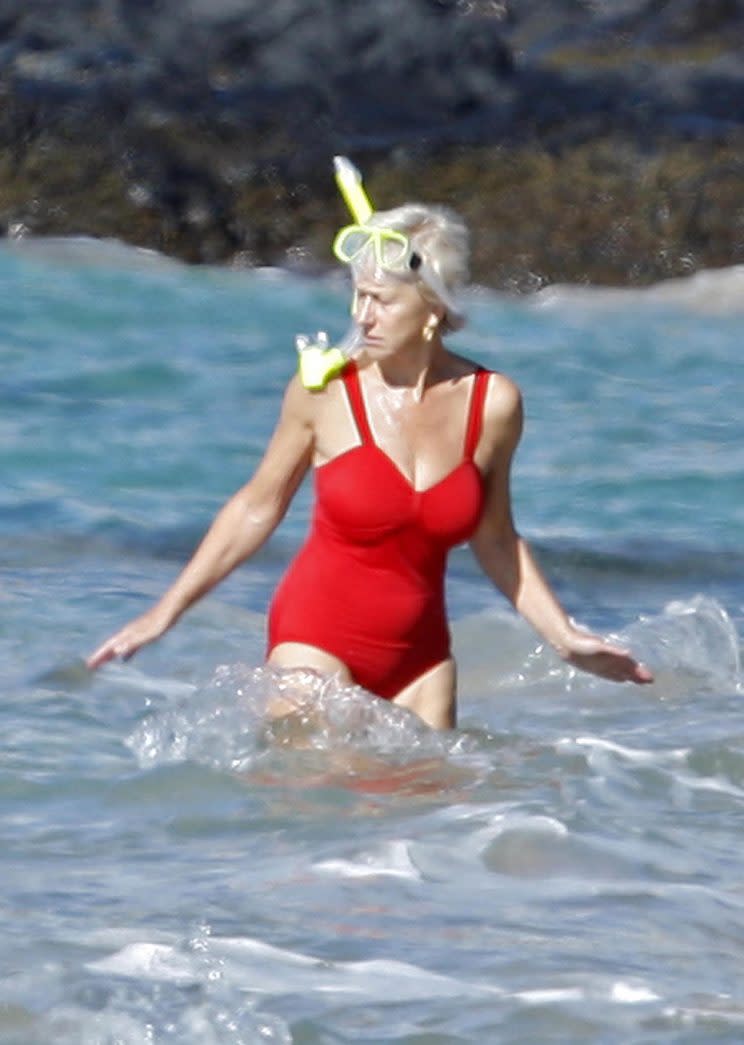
[373,338,446,398]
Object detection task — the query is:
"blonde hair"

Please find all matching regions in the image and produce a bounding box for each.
[367,203,470,331]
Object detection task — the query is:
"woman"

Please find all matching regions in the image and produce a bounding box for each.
[88,200,653,727]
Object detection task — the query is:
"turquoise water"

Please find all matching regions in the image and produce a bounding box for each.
[2,238,744,1043]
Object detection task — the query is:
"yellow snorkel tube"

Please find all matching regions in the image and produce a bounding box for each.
[296,156,372,391]
[334,155,373,224]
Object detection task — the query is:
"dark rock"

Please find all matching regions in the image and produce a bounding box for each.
[0,0,743,285]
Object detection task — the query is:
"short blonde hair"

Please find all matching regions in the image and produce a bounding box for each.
[367,203,470,331]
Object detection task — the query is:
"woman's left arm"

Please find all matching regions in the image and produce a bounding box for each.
[470,377,653,685]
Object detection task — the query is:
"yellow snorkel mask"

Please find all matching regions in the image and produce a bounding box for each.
[332,224,421,274]
[296,156,374,391]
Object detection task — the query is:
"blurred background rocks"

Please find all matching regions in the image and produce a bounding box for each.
[1,0,743,287]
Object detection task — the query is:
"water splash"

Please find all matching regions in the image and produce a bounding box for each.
[125,664,479,793]
[626,595,742,695]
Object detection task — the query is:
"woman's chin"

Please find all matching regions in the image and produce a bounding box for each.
[361,340,389,357]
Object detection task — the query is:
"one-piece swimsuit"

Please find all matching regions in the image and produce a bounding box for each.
[267,362,490,699]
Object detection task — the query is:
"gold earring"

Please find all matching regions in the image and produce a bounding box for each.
[423,316,439,342]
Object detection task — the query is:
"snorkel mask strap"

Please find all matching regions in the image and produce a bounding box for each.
[296,157,373,391]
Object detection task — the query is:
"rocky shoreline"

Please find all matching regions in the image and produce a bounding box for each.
[2,0,743,288]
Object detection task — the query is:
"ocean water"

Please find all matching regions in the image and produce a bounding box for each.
[2,236,743,1044]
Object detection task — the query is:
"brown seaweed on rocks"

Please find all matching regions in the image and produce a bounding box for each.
[1,0,743,287]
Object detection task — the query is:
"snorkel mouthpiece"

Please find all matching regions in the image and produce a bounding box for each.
[296,156,372,391]
[295,333,347,391]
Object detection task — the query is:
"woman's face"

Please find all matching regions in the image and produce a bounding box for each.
[352,273,435,359]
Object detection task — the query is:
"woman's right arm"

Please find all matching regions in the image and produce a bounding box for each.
[86,376,315,669]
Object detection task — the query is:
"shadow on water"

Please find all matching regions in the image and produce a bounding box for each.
[31,657,93,690]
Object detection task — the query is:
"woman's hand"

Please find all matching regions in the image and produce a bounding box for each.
[86,606,174,670]
[559,629,654,685]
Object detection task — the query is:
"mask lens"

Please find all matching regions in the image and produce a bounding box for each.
[377,231,409,269]
[333,226,372,263]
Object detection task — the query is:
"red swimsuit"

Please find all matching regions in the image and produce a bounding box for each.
[267,364,490,699]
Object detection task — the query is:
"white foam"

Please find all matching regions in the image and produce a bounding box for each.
[202,937,503,1002]
[514,979,659,1007]
[611,981,660,1004]
[86,943,199,985]
[559,734,744,801]
[671,768,744,800]
[88,935,502,1004]
[313,839,422,880]
[515,987,585,1005]
[535,264,744,316]
[559,736,689,764]
[474,813,569,847]
[205,936,322,969]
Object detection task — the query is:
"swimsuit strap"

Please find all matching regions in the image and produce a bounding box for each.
[342,361,374,445]
[344,362,490,458]
[464,368,490,460]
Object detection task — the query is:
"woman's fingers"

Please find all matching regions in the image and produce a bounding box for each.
[566,635,654,685]
[86,611,167,670]
[86,640,119,670]
[86,633,134,670]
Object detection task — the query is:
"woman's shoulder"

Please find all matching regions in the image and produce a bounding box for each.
[445,355,523,453]
[447,352,522,409]
[279,372,326,428]
[483,370,522,412]
[280,366,353,428]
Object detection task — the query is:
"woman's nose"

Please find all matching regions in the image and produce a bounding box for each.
[354,294,374,325]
